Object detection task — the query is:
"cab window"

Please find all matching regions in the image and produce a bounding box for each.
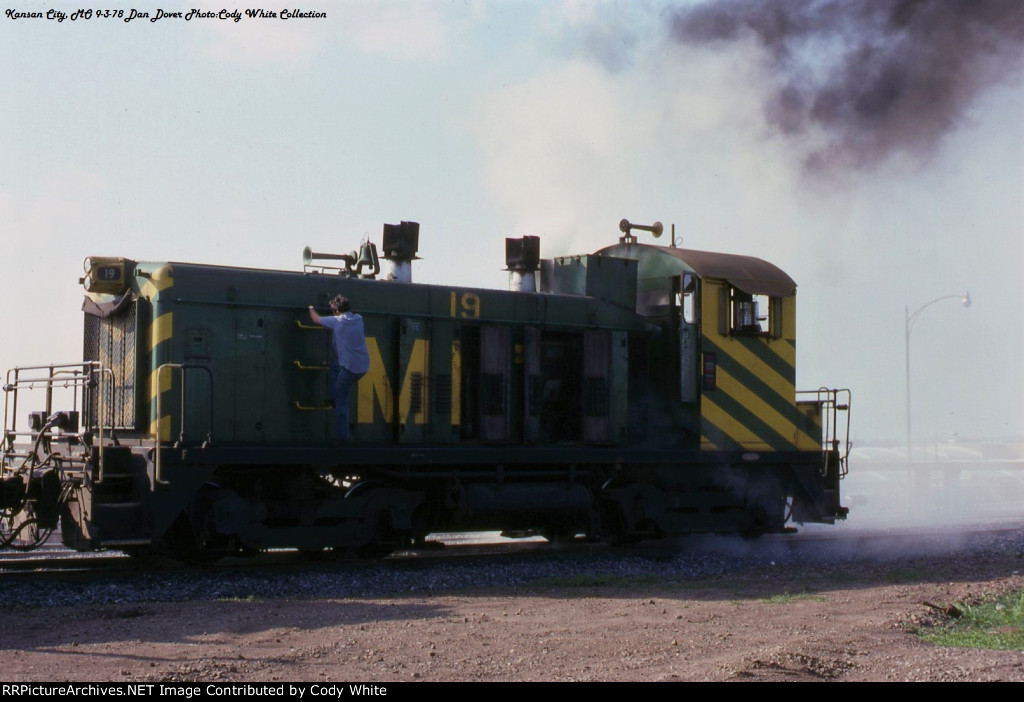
[729,288,771,336]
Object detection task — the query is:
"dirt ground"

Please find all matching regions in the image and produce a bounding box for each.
[2,546,1022,683]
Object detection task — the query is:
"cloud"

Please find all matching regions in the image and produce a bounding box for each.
[339,2,452,62]
[667,0,1024,173]
[474,61,644,248]
[182,2,459,73]
[472,46,797,255]
[193,7,323,67]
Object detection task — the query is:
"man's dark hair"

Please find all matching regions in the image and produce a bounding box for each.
[330,295,351,314]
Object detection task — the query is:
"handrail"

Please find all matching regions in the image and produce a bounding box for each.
[4,363,94,443]
[293,400,334,411]
[91,366,115,483]
[154,363,214,485]
[2,362,116,482]
[796,387,852,478]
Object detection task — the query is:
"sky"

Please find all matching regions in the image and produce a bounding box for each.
[1,0,1021,444]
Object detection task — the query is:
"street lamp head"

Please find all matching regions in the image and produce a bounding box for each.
[906,290,973,462]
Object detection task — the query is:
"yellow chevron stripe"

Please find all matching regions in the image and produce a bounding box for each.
[770,337,795,368]
[702,393,770,449]
[149,312,173,350]
[148,366,174,441]
[451,340,461,427]
[149,415,172,442]
[717,339,794,400]
[700,433,720,450]
[148,312,175,442]
[716,367,816,447]
[147,366,173,398]
[139,264,174,299]
[794,402,825,451]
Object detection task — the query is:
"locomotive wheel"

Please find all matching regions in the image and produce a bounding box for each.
[410,505,429,548]
[601,504,640,547]
[162,511,219,565]
[351,543,395,559]
[299,548,336,562]
[123,546,187,570]
[541,526,579,546]
[740,494,790,538]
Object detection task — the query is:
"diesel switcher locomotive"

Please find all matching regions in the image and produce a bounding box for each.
[0,219,850,557]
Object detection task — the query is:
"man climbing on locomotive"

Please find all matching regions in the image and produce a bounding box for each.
[308,295,370,442]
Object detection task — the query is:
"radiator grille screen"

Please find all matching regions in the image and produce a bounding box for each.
[83,302,137,430]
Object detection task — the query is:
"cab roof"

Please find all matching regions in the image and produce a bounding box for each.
[597,242,797,298]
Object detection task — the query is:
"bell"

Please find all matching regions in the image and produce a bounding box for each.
[355,242,380,278]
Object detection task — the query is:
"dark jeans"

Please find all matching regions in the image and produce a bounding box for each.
[331,365,365,440]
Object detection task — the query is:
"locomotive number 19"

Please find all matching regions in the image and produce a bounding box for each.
[449,291,481,318]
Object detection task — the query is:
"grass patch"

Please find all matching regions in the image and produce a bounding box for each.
[917,589,1024,651]
[881,568,932,584]
[217,594,263,603]
[763,591,826,604]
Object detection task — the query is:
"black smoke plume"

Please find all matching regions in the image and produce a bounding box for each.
[668,0,1024,172]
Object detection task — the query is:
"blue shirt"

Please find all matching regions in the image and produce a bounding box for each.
[319,312,371,375]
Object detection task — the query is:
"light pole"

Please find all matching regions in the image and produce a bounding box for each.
[905,292,971,461]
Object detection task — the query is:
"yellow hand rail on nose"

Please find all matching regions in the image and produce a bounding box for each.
[293,400,334,411]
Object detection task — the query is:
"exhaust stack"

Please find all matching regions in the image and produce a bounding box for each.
[505,236,540,292]
[382,221,420,282]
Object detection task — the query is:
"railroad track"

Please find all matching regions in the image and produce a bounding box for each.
[2,521,1019,579]
[0,531,584,577]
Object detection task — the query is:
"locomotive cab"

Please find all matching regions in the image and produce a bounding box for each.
[588,228,849,530]
[590,237,817,451]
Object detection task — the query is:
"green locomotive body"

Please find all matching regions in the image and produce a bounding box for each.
[1,221,849,556]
